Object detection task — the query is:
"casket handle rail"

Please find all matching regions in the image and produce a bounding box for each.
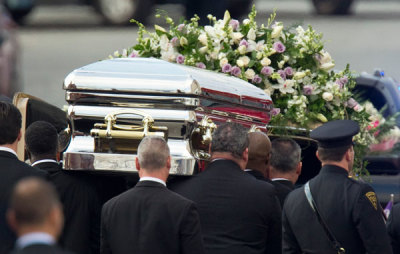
[90,109,168,153]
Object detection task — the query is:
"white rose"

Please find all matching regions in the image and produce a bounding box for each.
[322,92,333,101]
[271,24,284,39]
[238,45,247,55]
[238,56,250,66]
[320,62,335,71]
[180,37,188,46]
[199,46,208,54]
[256,52,263,60]
[219,58,229,67]
[210,51,218,60]
[243,19,250,25]
[261,57,271,66]
[293,71,306,80]
[278,60,285,69]
[236,59,245,67]
[318,50,335,71]
[283,55,289,62]
[198,33,208,45]
[217,53,226,60]
[247,28,256,41]
[113,50,120,57]
[232,32,244,43]
[159,35,169,51]
[245,69,255,80]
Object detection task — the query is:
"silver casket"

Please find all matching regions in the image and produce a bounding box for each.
[62,57,273,175]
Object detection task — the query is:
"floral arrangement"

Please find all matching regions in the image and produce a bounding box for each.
[110,6,399,175]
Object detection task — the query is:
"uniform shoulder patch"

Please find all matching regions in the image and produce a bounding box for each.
[365,192,378,210]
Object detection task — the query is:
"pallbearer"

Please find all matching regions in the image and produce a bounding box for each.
[282,120,392,254]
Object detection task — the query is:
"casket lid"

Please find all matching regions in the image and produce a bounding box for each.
[63,58,271,106]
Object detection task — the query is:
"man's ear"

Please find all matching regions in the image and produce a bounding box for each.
[242,148,249,163]
[316,151,320,161]
[166,156,171,170]
[17,130,22,142]
[6,210,17,233]
[135,157,141,172]
[345,148,352,162]
[296,162,302,176]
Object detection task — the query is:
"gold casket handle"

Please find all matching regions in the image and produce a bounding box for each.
[103,109,155,138]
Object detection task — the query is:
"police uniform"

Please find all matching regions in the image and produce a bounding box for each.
[282,120,393,254]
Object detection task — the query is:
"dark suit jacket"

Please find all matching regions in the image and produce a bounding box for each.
[0,151,47,254]
[171,160,282,254]
[283,165,392,254]
[34,162,101,254]
[271,179,294,207]
[387,203,400,254]
[10,243,74,254]
[101,180,205,254]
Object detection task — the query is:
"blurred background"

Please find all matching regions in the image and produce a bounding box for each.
[1,0,399,108]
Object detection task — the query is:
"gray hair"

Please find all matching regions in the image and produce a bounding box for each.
[270,138,301,173]
[210,122,249,159]
[137,136,170,172]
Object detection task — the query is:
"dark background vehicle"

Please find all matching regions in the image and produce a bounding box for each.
[354,71,400,204]
[3,0,356,25]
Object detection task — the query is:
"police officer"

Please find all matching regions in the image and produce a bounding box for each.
[282,120,393,254]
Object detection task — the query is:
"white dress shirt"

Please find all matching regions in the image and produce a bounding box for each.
[139,176,166,187]
[16,232,56,249]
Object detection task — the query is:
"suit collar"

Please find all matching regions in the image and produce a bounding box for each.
[136,180,166,188]
[207,159,242,171]
[320,164,349,176]
[273,179,294,189]
[0,150,18,159]
[0,146,17,156]
[139,177,166,186]
[33,161,61,173]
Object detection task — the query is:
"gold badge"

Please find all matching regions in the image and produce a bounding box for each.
[365,192,378,210]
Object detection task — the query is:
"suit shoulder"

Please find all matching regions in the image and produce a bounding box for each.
[347,177,375,193]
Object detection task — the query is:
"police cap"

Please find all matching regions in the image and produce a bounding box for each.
[310,120,360,148]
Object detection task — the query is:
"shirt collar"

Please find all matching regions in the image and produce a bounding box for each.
[139,177,166,187]
[0,146,17,157]
[31,159,58,167]
[16,232,56,249]
[271,178,290,181]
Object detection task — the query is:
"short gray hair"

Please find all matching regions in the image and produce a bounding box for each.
[270,138,301,173]
[137,136,170,172]
[210,122,249,159]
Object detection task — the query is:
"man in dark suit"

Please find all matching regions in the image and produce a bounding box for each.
[283,120,392,254]
[0,101,47,254]
[25,121,101,254]
[7,177,74,254]
[101,136,205,254]
[387,203,400,253]
[245,131,272,181]
[171,122,282,254]
[269,138,302,207]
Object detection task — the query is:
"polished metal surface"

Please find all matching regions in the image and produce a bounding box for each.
[68,105,197,122]
[63,136,196,175]
[63,58,272,105]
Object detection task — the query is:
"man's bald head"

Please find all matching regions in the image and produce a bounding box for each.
[246,132,271,176]
[8,177,61,227]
